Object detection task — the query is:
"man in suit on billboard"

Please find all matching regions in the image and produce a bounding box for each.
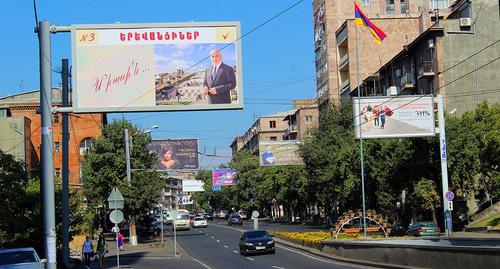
[203,49,236,104]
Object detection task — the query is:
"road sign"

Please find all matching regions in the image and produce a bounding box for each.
[107,187,124,209]
[252,210,260,219]
[448,201,453,211]
[445,191,455,201]
[109,209,124,224]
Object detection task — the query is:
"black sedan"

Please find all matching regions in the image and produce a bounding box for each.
[203,213,214,221]
[239,230,275,255]
[227,214,243,226]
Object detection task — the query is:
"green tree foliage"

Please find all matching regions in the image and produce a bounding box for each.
[411,178,440,222]
[81,119,163,222]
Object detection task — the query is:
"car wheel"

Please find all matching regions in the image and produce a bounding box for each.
[270,250,275,254]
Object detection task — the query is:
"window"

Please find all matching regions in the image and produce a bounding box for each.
[269,121,276,128]
[386,0,395,14]
[401,0,408,14]
[305,115,313,123]
[55,168,61,178]
[362,0,371,4]
[79,138,93,156]
[270,136,277,141]
[53,115,59,124]
[55,142,60,152]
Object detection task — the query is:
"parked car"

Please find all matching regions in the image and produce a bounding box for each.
[388,225,407,236]
[217,210,228,219]
[407,221,440,237]
[239,230,275,256]
[228,214,243,226]
[174,214,191,231]
[0,248,46,269]
[192,217,208,228]
[238,210,248,220]
[203,213,214,221]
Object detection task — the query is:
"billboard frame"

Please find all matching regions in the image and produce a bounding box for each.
[71,21,243,113]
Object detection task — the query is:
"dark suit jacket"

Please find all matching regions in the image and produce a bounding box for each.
[203,63,236,104]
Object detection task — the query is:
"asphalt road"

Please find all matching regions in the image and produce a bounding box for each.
[174,221,371,269]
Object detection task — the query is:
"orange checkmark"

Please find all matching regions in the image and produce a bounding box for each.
[222,32,229,40]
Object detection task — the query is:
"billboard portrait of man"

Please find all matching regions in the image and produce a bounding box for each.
[203,49,236,104]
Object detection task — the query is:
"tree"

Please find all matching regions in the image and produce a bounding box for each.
[81,119,163,230]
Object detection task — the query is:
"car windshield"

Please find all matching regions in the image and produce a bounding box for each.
[230,214,240,218]
[245,231,268,239]
[194,217,205,221]
[421,222,437,227]
[0,251,38,265]
[178,215,189,220]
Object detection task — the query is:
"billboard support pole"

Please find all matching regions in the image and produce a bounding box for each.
[39,20,57,269]
[355,25,367,237]
[437,95,452,237]
[61,58,71,268]
[124,128,138,245]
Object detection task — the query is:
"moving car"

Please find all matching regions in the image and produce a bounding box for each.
[192,217,208,228]
[173,214,191,231]
[407,221,440,237]
[203,213,214,221]
[0,248,46,269]
[228,214,243,226]
[239,230,275,255]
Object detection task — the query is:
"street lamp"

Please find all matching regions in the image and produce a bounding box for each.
[143,125,159,134]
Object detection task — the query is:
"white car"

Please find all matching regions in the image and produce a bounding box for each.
[192,217,208,228]
[0,248,46,269]
[173,214,191,231]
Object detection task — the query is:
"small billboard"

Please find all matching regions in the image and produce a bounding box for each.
[352,96,435,139]
[71,22,243,113]
[182,180,204,192]
[177,193,193,205]
[258,141,303,166]
[148,139,198,170]
[212,168,237,186]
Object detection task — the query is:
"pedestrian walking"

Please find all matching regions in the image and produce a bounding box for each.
[97,233,108,269]
[117,232,124,251]
[111,225,119,241]
[81,236,94,269]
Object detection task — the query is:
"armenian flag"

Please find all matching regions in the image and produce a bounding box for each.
[354,2,387,44]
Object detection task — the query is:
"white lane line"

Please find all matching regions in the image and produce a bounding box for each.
[224,245,228,248]
[233,250,238,253]
[211,236,215,239]
[272,266,285,269]
[246,257,255,261]
[276,244,340,265]
[216,240,220,243]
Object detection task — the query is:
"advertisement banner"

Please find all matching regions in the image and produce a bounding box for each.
[258,141,303,166]
[148,139,199,170]
[212,168,237,186]
[182,180,204,192]
[353,96,435,139]
[71,22,243,113]
[177,193,193,205]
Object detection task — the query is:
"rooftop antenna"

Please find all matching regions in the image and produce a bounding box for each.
[19,80,24,93]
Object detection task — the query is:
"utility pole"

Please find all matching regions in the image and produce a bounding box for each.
[61,59,70,267]
[38,20,57,269]
[437,95,452,237]
[124,128,138,245]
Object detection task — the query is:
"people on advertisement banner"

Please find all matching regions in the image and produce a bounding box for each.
[373,105,380,127]
[262,145,276,165]
[379,105,386,129]
[203,49,236,104]
[160,146,177,170]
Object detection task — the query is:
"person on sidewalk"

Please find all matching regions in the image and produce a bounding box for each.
[97,233,108,269]
[81,236,94,269]
[117,232,124,251]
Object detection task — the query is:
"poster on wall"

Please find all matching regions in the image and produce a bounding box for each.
[212,168,237,186]
[148,139,198,170]
[71,22,243,113]
[352,96,435,139]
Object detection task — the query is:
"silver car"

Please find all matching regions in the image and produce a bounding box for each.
[0,248,46,269]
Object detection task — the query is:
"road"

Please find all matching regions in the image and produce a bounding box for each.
[174,221,371,269]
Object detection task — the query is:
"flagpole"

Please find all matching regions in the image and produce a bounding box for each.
[355,20,367,238]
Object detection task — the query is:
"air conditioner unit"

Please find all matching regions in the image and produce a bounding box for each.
[460,18,472,27]
[386,86,398,96]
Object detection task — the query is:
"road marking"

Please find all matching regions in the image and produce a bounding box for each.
[246,257,255,261]
[233,250,238,253]
[216,240,220,243]
[272,266,285,269]
[211,236,215,239]
[276,244,339,264]
[224,245,228,248]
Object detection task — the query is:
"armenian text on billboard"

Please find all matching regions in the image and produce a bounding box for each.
[258,141,303,166]
[71,22,243,113]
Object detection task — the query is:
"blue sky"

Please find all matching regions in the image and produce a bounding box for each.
[0,0,315,169]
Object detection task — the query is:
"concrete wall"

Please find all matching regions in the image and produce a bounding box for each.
[0,116,28,162]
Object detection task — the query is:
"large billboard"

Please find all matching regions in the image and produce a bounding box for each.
[258,141,303,166]
[212,168,237,186]
[148,139,199,170]
[353,96,435,139]
[71,22,243,113]
[177,193,193,205]
[182,180,204,192]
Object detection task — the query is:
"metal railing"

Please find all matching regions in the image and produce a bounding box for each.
[418,61,434,77]
[400,73,414,86]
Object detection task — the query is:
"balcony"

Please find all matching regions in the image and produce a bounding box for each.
[284,125,298,138]
[418,61,435,79]
[338,54,349,71]
[400,73,414,90]
[340,79,350,93]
